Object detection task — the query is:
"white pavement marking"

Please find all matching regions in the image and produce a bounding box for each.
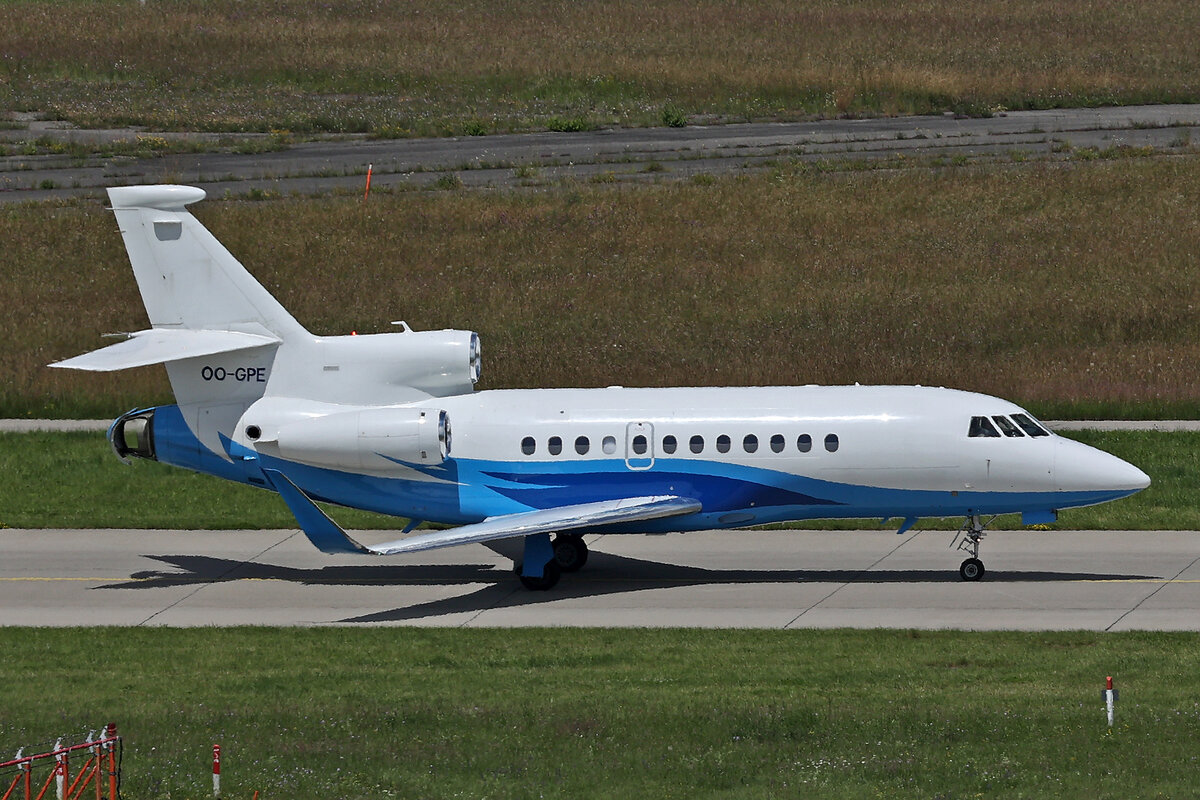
[2,529,1199,630]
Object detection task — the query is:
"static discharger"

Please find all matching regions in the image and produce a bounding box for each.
[1102,676,1120,730]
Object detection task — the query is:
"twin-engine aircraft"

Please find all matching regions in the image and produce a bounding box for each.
[53,185,1150,590]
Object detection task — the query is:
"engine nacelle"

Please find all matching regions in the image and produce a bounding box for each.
[266,406,450,469]
[314,328,480,401]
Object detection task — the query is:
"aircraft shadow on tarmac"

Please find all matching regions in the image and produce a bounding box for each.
[96,550,1152,623]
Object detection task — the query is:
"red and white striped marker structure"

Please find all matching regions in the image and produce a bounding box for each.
[212,744,221,797]
[1102,676,1119,729]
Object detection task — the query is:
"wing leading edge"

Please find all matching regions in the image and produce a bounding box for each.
[263,468,701,556]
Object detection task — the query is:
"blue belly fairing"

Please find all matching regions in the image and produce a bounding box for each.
[147,404,1139,529]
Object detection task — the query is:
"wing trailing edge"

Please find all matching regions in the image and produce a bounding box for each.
[262,467,701,556]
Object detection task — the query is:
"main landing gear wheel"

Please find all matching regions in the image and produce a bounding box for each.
[553,534,589,572]
[515,559,561,591]
[959,557,985,582]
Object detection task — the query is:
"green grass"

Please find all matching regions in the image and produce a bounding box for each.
[0,628,1197,799]
[0,430,1188,531]
[7,157,1200,419]
[3,1,1200,135]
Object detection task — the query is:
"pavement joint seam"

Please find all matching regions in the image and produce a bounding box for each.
[1105,552,1200,631]
[782,530,923,629]
[134,530,300,626]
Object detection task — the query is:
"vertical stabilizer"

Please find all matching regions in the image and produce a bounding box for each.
[106,185,308,340]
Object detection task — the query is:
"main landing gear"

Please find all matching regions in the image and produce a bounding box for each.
[514,533,590,590]
[552,533,589,572]
[952,514,994,581]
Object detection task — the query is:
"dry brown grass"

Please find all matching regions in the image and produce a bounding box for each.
[1,0,1198,133]
[7,156,1200,417]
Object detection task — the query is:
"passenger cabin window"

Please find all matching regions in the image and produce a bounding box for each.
[797,434,812,452]
[575,436,590,455]
[602,435,617,454]
[662,435,678,454]
[521,436,536,455]
[824,433,839,452]
[992,416,1025,437]
[548,436,564,454]
[770,434,785,453]
[1011,413,1050,437]
[716,435,731,454]
[968,416,1001,438]
[631,434,648,455]
[743,434,758,453]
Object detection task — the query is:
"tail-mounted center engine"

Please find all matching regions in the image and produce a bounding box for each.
[310,328,481,402]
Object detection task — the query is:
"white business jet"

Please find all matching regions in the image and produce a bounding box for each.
[53,185,1150,589]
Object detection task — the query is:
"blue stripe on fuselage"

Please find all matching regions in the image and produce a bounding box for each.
[146,404,1139,530]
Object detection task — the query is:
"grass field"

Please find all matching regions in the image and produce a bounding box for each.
[7,156,1200,419]
[0,430,1189,531]
[3,0,1199,136]
[0,628,1197,799]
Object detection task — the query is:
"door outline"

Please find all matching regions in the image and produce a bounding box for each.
[625,421,655,470]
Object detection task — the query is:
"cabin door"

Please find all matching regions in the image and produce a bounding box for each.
[624,422,655,470]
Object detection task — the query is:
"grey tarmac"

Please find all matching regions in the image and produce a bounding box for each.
[4,103,1200,203]
[2,528,1197,630]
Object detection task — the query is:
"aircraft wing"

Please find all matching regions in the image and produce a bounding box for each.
[262,468,701,556]
[367,495,703,555]
[50,328,280,371]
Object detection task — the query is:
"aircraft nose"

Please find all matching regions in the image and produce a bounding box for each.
[1054,436,1151,493]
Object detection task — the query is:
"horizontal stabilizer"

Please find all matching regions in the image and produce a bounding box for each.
[50,328,280,372]
[367,495,702,555]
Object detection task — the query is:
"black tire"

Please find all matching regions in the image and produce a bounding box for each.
[959,557,985,582]
[516,559,562,591]
[553,534,589,572]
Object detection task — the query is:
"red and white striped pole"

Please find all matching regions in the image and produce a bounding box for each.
[212,744,221,797]
[364,164,373,201]
[54,738,65,800]
[1102,676,1119,729]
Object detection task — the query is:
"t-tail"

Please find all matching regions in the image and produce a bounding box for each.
[52,185,480,470]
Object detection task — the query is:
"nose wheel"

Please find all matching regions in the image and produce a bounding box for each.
[959,557,985,581]
[952,514,994,581]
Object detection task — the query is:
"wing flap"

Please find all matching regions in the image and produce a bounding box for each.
[368,495,702,555]
[50,328,280,372]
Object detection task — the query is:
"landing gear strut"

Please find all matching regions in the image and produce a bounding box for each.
[952,514,994,581]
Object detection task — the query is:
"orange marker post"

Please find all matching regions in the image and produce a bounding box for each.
[364,164,373,201]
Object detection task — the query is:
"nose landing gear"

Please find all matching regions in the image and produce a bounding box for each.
[952,514,994,581]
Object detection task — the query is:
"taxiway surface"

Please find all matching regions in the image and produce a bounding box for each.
[5,104,1200,202]
[2,529,1197,630]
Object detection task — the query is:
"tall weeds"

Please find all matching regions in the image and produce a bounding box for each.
[8,158,1200,417]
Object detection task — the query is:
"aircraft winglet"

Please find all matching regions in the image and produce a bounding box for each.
[262,468,369,555]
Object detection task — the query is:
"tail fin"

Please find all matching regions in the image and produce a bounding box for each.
[52,185,310,457]
[105,185,308,338]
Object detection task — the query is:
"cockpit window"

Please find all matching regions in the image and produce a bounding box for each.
[992,416,1025,437]
[1011,413,1050,437]
[968,416,1001,438]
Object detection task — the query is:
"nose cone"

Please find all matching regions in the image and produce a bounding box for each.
[1055,437,1151,494]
